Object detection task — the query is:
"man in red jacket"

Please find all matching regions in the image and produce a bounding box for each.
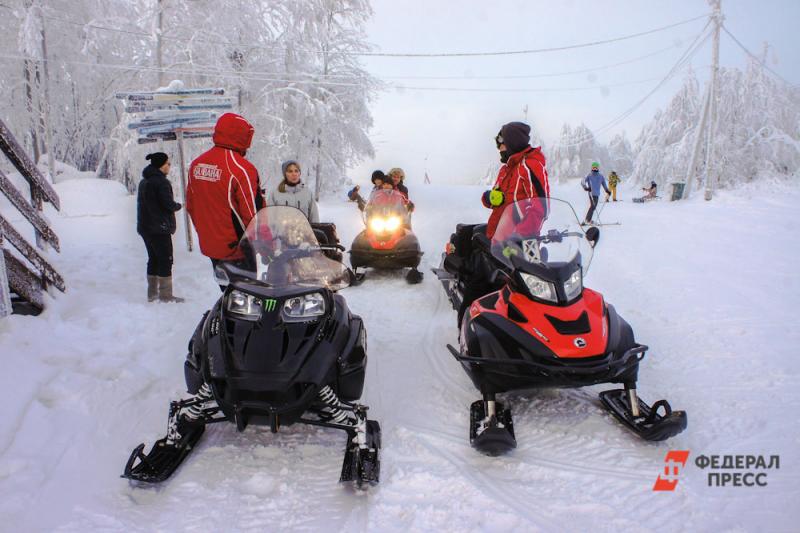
[482,121,549,239]
[455,121,550,326]
[186,113,265,267]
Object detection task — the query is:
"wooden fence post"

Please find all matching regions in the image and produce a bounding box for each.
[0,232,10,318]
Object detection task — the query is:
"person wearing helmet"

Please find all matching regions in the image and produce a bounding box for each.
[581,161,610,225]
[186,113,265,269]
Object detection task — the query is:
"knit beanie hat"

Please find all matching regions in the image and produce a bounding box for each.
[146,152,168,168]
[281,160,300,177]
[499,122,531,154]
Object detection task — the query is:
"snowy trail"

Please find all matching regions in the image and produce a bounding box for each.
[1,177,799,532]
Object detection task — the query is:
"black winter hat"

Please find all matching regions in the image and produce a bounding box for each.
[371,170,386,184]
[498,122,531,154]
[146,152,169,168]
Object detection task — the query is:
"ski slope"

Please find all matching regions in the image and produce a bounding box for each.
[1,171,798,532]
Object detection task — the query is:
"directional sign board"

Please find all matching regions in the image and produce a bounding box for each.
[116,82,235,250]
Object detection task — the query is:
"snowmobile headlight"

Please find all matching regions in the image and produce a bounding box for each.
[226,289,262,321]
[282,292,326,322]
[369,217,386,233]
[519,272,558,303]
[385,216,401,231]
[563,268,583,301]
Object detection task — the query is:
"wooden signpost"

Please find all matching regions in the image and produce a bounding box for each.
[115,83,234,251]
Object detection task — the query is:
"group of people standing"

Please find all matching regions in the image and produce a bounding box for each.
[135,113,319,302]
[135,114,554,307]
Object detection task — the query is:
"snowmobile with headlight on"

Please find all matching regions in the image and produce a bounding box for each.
[349,189,423,283]
[433,197,686,455]
[123,206,380,486]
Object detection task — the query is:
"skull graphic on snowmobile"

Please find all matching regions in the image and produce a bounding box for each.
[434,197,687,455]
[123,206,381,486]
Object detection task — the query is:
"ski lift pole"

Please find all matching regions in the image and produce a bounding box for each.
[175,129,194,252]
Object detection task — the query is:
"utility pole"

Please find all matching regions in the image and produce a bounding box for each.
[703,0,722,201]
[683,1,723,200]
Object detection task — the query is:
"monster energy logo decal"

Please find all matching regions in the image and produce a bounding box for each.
[263,298,277,312]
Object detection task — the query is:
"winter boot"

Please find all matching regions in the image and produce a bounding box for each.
[157,276,185,303]
[147,275,159,302]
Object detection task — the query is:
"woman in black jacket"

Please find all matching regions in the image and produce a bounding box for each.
[137,152,184,302]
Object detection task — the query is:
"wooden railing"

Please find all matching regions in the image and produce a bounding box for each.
[0,117,64,316]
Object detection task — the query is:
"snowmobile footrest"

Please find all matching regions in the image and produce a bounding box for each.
[599,389,687,441]
[339,420,381,486]
[469,400,516,455]
[122,420,205,483]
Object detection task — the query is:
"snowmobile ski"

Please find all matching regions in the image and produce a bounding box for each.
[469,400,516,455]
[340,420,381,486]
[405,267,424,284]
[599,389,687,441]
[122,415,205,483]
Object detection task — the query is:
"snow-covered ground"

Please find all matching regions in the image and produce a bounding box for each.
[1,171,798,532]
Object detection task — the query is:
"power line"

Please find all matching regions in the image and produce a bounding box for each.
[553,21,713,148]
[8,4,709,60]
[345,14,711,57]
[721,25,798,88]
[373,44,681,80]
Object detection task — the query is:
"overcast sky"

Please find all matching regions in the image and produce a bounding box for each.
[349,0,800,186]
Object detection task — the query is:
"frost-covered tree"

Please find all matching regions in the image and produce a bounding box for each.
[549,123,610,182]
[631,60,800,191]
[607,132,633,177]
[630,71,701,190]
[1,0,378,196]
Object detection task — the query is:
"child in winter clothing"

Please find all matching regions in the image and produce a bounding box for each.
[268,160,319,223]
[136,152,184,303]
[607,171,621,201]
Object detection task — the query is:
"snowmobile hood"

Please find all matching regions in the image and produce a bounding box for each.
[213,113,254,154]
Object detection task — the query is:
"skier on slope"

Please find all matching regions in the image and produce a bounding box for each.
[581,162,610,225]
[186,113,265,276]
[452,121,550,326]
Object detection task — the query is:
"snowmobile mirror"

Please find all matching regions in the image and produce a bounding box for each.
[585,226,600,248]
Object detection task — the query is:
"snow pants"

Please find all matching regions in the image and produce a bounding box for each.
[141,233,173,277]
[585,194,600,223]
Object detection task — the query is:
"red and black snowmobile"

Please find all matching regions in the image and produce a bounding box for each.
[434,197,686,455]
[349,189,423,283]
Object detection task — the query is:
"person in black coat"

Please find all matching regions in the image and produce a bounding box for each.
[137,152,184,302]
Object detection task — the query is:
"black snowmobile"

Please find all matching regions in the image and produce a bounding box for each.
[349,189,424,284]
[433,197,686,455]
[123,206,381,486]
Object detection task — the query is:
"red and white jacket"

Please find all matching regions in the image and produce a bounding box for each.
[482,146,549,238]
[186,113,265,260]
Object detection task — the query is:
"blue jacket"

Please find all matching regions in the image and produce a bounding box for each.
[582,171,610,197]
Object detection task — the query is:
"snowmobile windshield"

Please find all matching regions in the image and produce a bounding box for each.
[490,197,595,276]
[230,206,351,291]
[363,189,411,232]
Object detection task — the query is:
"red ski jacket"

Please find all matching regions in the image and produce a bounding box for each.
[186,113,264,260]
[482,146,549,238]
